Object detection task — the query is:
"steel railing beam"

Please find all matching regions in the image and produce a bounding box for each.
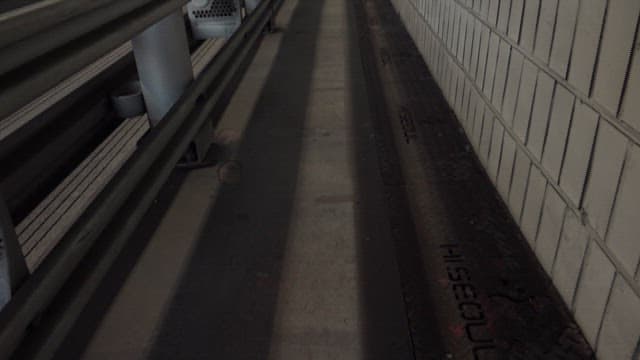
[0,195,28,307]
[0,0,114,48]
[0,0,154,76]
[0,0,188,121]
[0,0,281,357]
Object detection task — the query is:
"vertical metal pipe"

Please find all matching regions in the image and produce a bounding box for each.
[0,196,27,308]
[132,11,194,125]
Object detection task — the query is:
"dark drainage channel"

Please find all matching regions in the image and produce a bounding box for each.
[351,0,595,358]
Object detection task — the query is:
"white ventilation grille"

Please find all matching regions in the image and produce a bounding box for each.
[191,0,238,19]
[187,0,242,39]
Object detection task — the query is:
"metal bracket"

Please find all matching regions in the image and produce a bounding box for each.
[0,195,27,308]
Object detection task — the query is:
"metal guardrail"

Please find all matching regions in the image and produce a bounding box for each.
[0,196,27,306]
[0,0,281,357]
[0,0,116,48]
[0,0,189,121]
[0,1,151,76]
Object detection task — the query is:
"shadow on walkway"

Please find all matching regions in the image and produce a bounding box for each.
[145,0,325,358]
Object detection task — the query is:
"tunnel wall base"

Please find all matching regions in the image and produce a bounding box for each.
[388,0,640,358]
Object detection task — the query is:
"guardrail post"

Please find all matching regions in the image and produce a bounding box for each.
[0,195,28,308]
[132,11,194,125]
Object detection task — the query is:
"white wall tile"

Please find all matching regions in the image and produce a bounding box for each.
[502,50,525,127]
[483,32,501,97]
[596,277,640,360]
[492,41,511,109]
[470,19,482,79]
[512,59,538,142]
[548,0,579,78]
[476,25,491,88]
[498,133,517,197]
[473,100,486,147]
[519,0,540,53]
[559,102,599,207]
[591,0,640,115]
[521,165,547,246]
[497,0,511,33]
[606,145,640,276]
[509,148,531,222]
[583,121,628,238]
[480,110,495,164]
[526,72,555,160]
[619,29,640,132]
[489,119,505,180]
[534,0,558,63]
[507,0,524,42]
[573,242,616,348]
[542,85,575,182]
[552,210,589,306]
[464,14,475,70]
[488,0,500,26]
[536,186,566,273]
[567,0,607,95]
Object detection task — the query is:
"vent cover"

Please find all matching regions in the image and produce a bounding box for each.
[187,0,242,39]
[191,0,238,18]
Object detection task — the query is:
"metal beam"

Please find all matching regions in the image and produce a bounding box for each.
[0,0,282,357]
[0,0,188,122]
[0,0,153,76]
[0,195,28,307]
[0,0,114,48]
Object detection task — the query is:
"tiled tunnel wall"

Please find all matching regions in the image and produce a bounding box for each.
[388,0,640,358]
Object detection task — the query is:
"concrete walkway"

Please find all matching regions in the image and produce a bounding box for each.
[55,0,414,359]
[51,0,596,358]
